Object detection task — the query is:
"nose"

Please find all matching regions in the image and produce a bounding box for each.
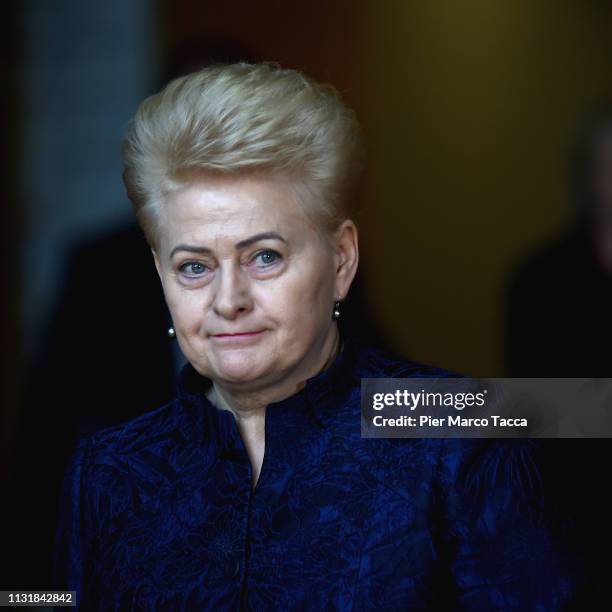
[212,264,254,320]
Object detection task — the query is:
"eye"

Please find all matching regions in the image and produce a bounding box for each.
[252,249,281,268]
[179,261,209,277]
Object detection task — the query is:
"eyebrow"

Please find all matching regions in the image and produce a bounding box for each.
[169,232,287,259]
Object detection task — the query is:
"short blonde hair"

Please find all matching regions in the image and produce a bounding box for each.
[122,62,365,247]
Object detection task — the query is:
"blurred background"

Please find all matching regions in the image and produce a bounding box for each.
[3,0,612,600]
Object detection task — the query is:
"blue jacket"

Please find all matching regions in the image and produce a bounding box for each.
[55,338,575,610]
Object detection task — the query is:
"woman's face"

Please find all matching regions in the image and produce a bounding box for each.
[153,174,357,392]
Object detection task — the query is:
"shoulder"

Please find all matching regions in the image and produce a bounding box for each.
[68,398,206,521]
[341,339,544,496]
[346,336,462,379]
[325,337,468,473]
[85,398,193,457]
[321,337,462,432]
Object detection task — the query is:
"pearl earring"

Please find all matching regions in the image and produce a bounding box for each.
[332,301,342,320]
[167,326,176,339]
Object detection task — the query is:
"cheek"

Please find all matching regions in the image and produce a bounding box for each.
[261,261,335,326]
[163,285,205,332]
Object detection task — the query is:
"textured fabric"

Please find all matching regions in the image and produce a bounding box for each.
[54,338,575,610]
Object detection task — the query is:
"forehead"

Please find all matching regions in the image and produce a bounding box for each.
[158,175,317,249]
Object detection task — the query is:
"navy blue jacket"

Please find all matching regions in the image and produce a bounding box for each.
[55,338,575,610]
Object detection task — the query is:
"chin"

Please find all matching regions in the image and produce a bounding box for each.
[211,353,272,385]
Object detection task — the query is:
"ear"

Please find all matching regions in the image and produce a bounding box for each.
[152,248,162,281]
[332,219,359,300]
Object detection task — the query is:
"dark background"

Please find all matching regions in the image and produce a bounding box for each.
[3,0,612,606]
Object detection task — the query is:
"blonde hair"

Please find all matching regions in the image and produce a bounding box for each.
[122,62,365,247]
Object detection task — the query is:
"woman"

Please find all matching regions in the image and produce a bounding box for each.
[55,63,575,610]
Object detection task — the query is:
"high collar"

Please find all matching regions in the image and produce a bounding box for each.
[176,336,363,443]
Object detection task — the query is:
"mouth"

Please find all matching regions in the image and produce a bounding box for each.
[210,330,266,343]
[212,330,265,338]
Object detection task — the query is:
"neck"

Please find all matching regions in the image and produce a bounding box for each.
[211,326,341,421]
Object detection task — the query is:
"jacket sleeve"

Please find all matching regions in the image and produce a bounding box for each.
[433,439,578,610]
[53,437,95,609]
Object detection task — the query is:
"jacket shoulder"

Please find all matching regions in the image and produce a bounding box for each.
[62,398,207,529]
[86,398,192,458]
[351,340,462,379]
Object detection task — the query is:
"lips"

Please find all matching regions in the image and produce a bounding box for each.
[211,331,265,338]
[210,330,266,345]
